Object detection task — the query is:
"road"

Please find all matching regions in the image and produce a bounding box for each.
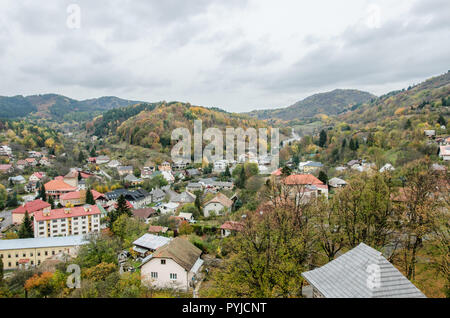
[0,210,13,232]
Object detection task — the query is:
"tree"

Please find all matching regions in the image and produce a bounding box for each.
[437,114,447,126]
[281,166,291,178]
[24,272,55,298]
[78,151,85,163]
[6,192,18,207]
[208,204,315,297]
[404,119,412,129]
[85,188,95,205]
[235,165,246,189]
[318,171,328,185]
[38,184,46,201]
[0,257,3,283]
[18,211,34,238]
[341,139,347,149]
[319,130,327,147]
[48,195,55,209]
[0,184,7,210]
[90,146,96,157]
[109,194,132,229]
[224,165,231,178]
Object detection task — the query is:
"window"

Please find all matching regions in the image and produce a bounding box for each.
[160,259,166,265]
[151,272,158,278]
[8,262,11,267]
[30,253,33,257]
[37,252,40,256]
[52,251,55,255]
[169,273,177,280]
[8,254,11,258]
[45,251,48,256]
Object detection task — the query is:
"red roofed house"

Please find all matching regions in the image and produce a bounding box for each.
[220,221,244,238]
[12,199,51,224]
[29,172,46,183]
[33,205,101,237]
[203,193,233,217]
[60,189,107,207]
[25,158,37,166]
[283,174,328,200]
[44,179,77,200]
[0,164,13,174]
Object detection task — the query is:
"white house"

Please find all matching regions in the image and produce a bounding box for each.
[96,155,110,164]
[161,202,179,214]
[213,159,228,172]
[107,160,121,168]
[161,171,175,183]
[380,163,395,172]
[439,145,450,161]
[178,212,194,222]
[328,177,347,188]
[140,237,203,292]
[203,193,233,217]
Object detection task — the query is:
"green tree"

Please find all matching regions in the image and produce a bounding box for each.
[18,211,34,238]
[437,114,447,126]
[319,129,327,147]
[38,184,46,202]
[0,257,3,283]
[318,171,328,185]
[85,188,95,205]
[109,194,132,229]
[48,195,55,209]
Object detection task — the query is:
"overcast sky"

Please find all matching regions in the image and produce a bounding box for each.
[0,0,449,112]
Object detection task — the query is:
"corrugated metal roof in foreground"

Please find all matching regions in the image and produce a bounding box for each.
[0,235,89,251]
[302,243,426,298]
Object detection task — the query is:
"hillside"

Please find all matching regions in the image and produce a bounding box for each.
[247,89,375,122]
[284,71,450,169]
[0,94,141,122]
[87,101,268,152]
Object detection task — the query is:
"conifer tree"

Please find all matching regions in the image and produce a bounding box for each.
[18,211,34,238]
[85,188,95,205]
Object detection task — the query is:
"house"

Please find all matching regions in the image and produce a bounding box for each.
[60,189,106,207]
[44,179,77,200]
[0,145,12,156]
[105,189,152,208]
[379,163,395,172]
[132,233,171,256]
[299,161,324,173]
[186,182,203,193]
[15,160,28,169]
[301,243,426,298]
[63,170,79,188]
[178,212,194,222]
[107,160,121,168]
[347,159,360,167]
[328,177,347,188]
[28,151,42,158]
[95,155,110,164]
[117,165,133,176]
[29,172,45,183]
[160,202,180,214]
[424,130,436,138]
[141,166,156,179]
[185,168,201,177]
[439,145,450,161]
[214,160,228,172]
[158,161,172,172]
[173,160,189,170]
[0,164,13,173]
[39,157,51,166]
[335,166,347,172]
[0,235,88,270]
[169,191,196,205]
[124,174,143,185]
[132,208,157,223]
[431,163,447,172]
[283,174,328,200]
[8,175,26,185]
[220,221,244,238]
[212,181,234,191]
[203,193,233,217]
[140,237,203,292]
[12,199,51,224]
[148,226,169,235]
[33,205,102,238]
[25,181,39,193]
[25,158,37,166]
[150,188,166,203]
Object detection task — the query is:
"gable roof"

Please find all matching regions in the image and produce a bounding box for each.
[151,237,202,272]
[13,199,51,214]
[44,179,77,191]
[133,233,171,251]
[205,192,233,208]
[34,205,101,221]
[302,243,426,298]
[283,174,324,186]
[132,208,157,219]
[220,221,244,231]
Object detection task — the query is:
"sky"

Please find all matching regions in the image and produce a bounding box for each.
[0,0,449,112]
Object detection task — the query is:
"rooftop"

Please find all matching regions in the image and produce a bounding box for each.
[133,233,171,251]
[302,243,426,298]
[0,235,88,251]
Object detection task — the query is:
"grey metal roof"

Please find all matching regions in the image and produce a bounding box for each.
[0,235,88,251]
[133,233,171,251]
[302,243,426,298]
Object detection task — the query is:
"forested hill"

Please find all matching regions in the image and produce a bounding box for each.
[0,94,141,122]
[246,89,375,121]
[86,101,268,151]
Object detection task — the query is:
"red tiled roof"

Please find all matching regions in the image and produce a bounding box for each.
[271,168,282,176]
[0,164,12,170]
[80,172,94,179]
[44,179,77,191]
[34,205,101,221]
[132,207,156,219]
[25,158,36,163]
[31,172,44,179]
[220,221,244,231]
[13,199,51,214]
[283,174,324,185]
[148,225,168,233]
[91,190,105,200]
[60,191,82,200]
[205,192,233,208]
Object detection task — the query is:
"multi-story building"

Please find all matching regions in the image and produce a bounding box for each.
[33,205,101,238]
[12,199,51,225]
[44,179,77,200]
[0,235,88,270]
